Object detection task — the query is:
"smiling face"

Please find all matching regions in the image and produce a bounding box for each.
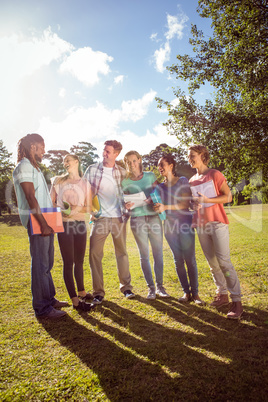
[102,145,119,167]
[63,155,79,173]
[31,141,45,162]
[158,158,173,177]
[125,154,142,175]
[188,150,204,169]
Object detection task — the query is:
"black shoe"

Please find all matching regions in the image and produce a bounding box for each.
[53,300,69,309]
[73,301,96,312]
[124,290,135,299]
[37,308,67,321]
[92,295,104,304]
[79,292,93,301]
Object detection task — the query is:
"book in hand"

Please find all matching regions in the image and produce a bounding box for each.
[190,180,217,208]
[150,188,166,221]
[123,191,147,210]
[29,207,64,235]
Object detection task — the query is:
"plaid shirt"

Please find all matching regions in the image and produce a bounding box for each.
[84,162,128,221]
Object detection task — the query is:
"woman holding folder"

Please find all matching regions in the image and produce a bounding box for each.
[154,155,204,305]
[122,151,169,300]
[188,144,243,319]
[50,154,94,312]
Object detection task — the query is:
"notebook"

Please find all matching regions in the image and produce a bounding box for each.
[29,207,64,235]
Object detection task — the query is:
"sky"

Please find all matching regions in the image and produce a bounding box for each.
[0,0,213,164]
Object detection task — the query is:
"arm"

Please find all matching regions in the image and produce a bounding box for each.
[20,182,54,236]
[195,181,232,205]
[153,192,190,213]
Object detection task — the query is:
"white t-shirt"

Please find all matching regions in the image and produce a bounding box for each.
[98,166,121,217]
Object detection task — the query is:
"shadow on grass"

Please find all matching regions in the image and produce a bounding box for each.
[0,214,21,226]
[41,299,268,401]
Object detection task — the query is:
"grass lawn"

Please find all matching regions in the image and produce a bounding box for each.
[0,205,268,401]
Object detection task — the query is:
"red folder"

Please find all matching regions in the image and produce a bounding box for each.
[29,207,64,235]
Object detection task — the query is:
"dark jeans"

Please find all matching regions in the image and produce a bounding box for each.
[27,224,56,316]
[57,221,87,299]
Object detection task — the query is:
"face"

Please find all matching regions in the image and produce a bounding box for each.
[103,145,118,165]
[63,156,78,172]
[32,141,45,162]
[188,150,203,169]
[158,158,173,177]
[126,154,141,174]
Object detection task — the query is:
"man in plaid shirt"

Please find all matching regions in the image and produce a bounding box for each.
[84,140,135,304]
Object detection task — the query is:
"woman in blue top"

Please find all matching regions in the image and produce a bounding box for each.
[122,150,170,300]
[154,155,204,305]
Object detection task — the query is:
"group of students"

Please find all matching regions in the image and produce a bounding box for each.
[13,134,243,322]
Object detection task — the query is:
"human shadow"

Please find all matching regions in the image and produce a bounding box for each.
[41,302,232,402]
[41,296,268,401]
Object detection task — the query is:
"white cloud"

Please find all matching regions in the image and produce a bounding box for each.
[36,90,158,153]
[59,88,66,98]
[37,90,159,153]
[0,27,73,81]
[152,11,188,73]
[114,75,124,85]
[0,28,73,128]
[120,89,157,122]
[59,47,113,86]
[165,14,188,41]
[150,33,159,42]
[153,42,171,73]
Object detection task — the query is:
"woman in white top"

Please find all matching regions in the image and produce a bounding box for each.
[50,154,94,312]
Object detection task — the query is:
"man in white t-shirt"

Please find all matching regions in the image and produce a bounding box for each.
[84,140,135,303]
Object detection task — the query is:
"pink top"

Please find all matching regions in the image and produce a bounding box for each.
[189,169,229,227]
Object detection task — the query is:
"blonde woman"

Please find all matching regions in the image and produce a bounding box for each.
[188,144,243,319]
[50,154,94,312]
[122,151,169,300]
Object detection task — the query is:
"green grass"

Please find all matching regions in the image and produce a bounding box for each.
[1,205,268,401]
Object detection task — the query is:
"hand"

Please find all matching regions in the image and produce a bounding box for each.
[125,201,134,210]
[41,223,54,236]
[196,192,209,204]
[153,203,165,213]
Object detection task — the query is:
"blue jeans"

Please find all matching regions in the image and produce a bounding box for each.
[130,215,163,289]
[164,218,198,296]
[28,225,56,316]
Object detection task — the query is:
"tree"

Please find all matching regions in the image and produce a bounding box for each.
[157,0,268,189]
[70,142,99,173]
[0,140,15,214]
[142,143,195,180]
[43,150,69,176]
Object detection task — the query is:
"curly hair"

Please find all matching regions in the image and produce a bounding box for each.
[17,134,44,170]
[188,144,210,165]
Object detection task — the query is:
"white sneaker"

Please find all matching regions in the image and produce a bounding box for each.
[147,288,156,300]
[156,286,170,298]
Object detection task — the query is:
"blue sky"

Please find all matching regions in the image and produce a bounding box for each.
[0,0,213,163]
